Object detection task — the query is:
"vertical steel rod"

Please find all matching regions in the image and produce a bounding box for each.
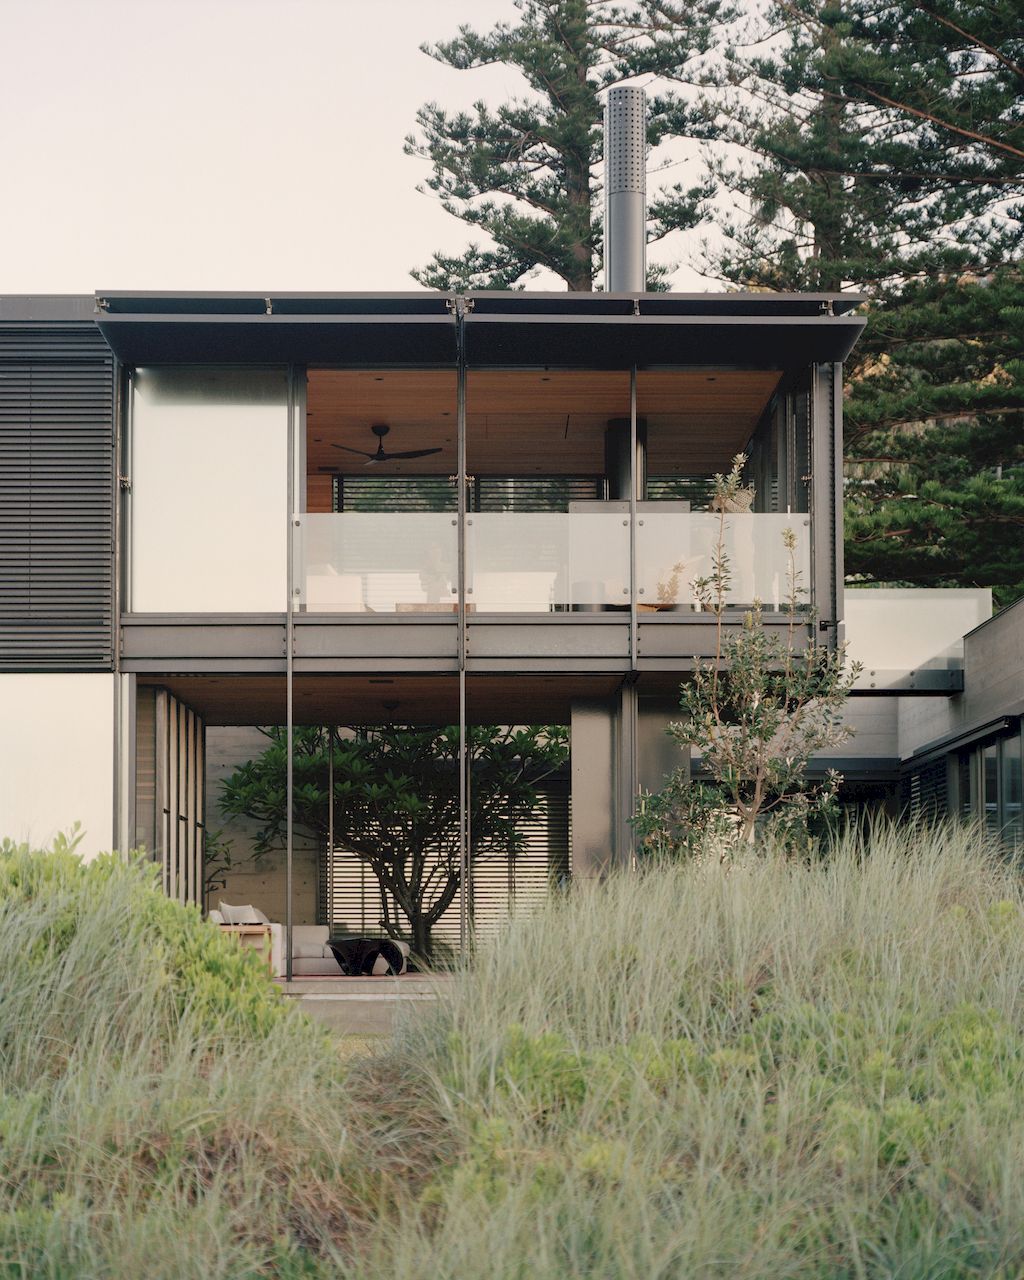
[285,364,296,981]
[627,365,640,866]
[327,724,334,929]
[456,298,469,953]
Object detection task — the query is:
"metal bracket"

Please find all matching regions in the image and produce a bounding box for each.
[264,297,273,315]
[820,299,834,316]
[95,297,110,313]
[118,474,132,493]
[633,298,641,315]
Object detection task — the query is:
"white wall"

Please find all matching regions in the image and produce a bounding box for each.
[0,674,115,860]
[130,367,289,613]
[845,588,992,677]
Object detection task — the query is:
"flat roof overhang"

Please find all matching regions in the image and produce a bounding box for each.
[95,293,458,366]
[94,290,865,368]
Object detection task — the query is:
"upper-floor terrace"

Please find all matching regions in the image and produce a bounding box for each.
[96,290,864,677]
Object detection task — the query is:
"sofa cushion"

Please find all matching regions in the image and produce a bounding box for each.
[292,940,329,960]
[218,901,268,925]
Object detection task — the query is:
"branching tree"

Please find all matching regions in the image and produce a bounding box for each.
[405,0,730,290]
[634,456,860,856]
[220,724,569,959]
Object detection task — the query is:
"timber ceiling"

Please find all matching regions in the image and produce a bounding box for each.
[142,673,625,727]
[306,368,781,485]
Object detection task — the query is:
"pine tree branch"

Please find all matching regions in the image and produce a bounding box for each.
[820,86,1024,163]
[912,3,1024,81]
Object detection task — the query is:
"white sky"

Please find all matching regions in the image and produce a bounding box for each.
[0,0,709,295]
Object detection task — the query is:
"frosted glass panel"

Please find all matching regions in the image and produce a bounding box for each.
[131,367,288,612]
[467,512,630,611]
[635,513,811,611]
[296,513,458,613]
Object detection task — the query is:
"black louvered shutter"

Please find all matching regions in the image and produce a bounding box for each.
[903,759,948,823]
[0,324,115,670]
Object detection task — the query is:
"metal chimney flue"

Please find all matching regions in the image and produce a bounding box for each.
[604,86,647,293]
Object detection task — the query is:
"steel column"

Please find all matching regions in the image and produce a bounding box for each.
[456,300,469,952]
[285,365,297,980]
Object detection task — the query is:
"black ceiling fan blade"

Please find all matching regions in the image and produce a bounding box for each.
[383,447,444,460]
[330,443,376,458]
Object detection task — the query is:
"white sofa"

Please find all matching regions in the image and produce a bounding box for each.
[209,908,408,978]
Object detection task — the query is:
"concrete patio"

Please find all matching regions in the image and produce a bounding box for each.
[278,974,451,1035]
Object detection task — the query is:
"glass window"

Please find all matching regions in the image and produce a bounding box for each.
[298,369,457,614]
[638,370,809,612]
[1001,732,1022,846]
[983,743,1000,831]
[131,367,289,612]
[465,370,630,612]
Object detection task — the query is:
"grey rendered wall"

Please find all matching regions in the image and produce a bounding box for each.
[898,598,1024,760]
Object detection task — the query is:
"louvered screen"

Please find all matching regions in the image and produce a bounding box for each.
[0,324,115,670]
[904,760,948,823]
[336,475,456,512]
[475,477,600,511]
[335,475,601,514]
[468,778,571,942]
[647,475,717,509]
[325,778,571,951]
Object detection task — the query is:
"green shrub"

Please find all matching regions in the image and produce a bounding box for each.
[0,834,432,1279]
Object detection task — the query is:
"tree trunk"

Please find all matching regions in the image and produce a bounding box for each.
[411,913,433,962]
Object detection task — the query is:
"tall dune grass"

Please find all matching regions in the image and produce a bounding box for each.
[375,822,1024,1278]
[3,824,1024,1277]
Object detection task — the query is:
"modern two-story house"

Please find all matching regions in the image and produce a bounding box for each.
[0,282,861,923]
[2,92,1020,968]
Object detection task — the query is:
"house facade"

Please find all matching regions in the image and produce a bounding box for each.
[1,289,1020,966]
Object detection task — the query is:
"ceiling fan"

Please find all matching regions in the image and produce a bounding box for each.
[328,424,442,466]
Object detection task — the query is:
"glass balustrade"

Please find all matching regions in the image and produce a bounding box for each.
[466,511,631,612]
[294,513,458,613]
[635,512,812,612]
[293,511,811,614]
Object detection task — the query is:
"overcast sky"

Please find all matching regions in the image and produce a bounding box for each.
[0,0,708,295]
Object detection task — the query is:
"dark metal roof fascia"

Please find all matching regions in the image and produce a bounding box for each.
[97,291,454,316]
[463,312,865,368]
[467,290,866,317]
[94,313,459,365]
[904,713,1023,768]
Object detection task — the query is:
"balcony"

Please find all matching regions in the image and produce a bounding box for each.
[293,509,810,615]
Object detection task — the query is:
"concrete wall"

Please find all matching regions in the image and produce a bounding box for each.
[570,697,619,877]
[899,598,1024,759]
[0,673,115,859]
[845,588,992,689]
[205,726,319,924]
[821,696,899,763]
